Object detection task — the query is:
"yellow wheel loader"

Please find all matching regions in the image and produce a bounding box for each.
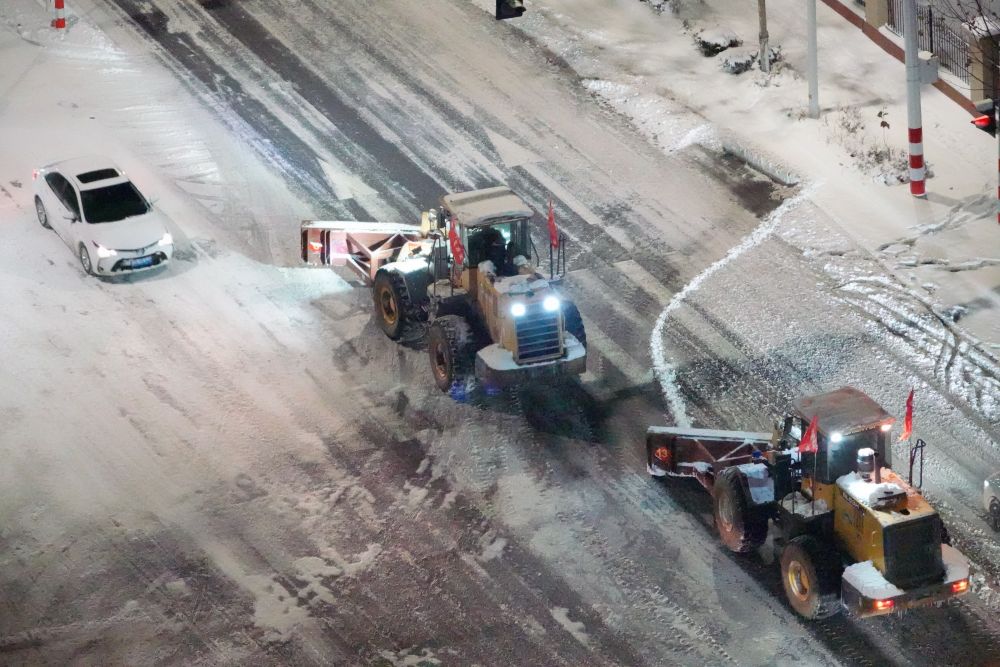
[303,186,586,392]
[646,387,971,619]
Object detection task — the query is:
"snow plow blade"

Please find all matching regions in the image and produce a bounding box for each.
[301,220,423,286]
[645,426,772,491]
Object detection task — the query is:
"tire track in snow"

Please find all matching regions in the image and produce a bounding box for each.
[650,184,819,427]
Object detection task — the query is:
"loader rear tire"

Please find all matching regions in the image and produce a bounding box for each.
[428,315,473,392]
[373,271,409,340]
[713,466,767,554]
[562,302,587,348]
[780,535,842,620]
[940,519,952,545]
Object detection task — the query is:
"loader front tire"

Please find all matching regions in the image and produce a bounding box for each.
[780,535,842,620]
[713,466,767,554]
[373,271,409,340]
[562,302,587,348]
[427,315,473,392]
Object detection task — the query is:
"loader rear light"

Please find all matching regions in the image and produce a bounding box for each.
[653,446,671,463]
[873,599,894,611]
[952,579,969,594]
[308,241,324,252]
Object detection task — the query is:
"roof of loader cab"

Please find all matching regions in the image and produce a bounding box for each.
[791,387,896,436]
[441,186,534,228]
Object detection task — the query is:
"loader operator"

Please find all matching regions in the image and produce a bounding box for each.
[472,226,515,276]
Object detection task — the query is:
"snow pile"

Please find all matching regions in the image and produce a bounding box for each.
[838,472,905,508]
[639,0,671,14]
[736,462,774,504]
[843,560,905,599]
[720,49,756,75]
[719,46,781,75]
[582,79,709,153]
[780,492,830,516]
[693,28,740,56]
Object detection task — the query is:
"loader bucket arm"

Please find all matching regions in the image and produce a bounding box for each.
[302,220,424,286]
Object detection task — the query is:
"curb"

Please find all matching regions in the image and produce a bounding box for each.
[721,141,801,187]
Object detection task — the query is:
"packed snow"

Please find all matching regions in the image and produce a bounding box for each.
[780,492,830,516]
[943,543,971,583]
[736,462,776,504]
[838,471,907,508]
[843,560,906,599]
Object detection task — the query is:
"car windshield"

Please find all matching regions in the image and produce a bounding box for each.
[80,182,149,223]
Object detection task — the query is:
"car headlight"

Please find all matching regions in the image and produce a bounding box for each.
[92,241,117,258]
[158,232,173,247]
[543,296,560,312]
[986,480,991,489]
[510,302,526,317]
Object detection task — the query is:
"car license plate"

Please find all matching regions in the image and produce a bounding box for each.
[130,256,153,269]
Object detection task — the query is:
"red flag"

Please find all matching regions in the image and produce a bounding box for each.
[547,198,559,249]
[899,389,914,442]
[798,416,819,454]
[448,217,466,266]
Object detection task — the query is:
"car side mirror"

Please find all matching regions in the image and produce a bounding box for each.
[64,214,78,223]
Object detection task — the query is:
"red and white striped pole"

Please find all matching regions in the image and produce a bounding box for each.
[52,0,66,30]
[903,0,925,197]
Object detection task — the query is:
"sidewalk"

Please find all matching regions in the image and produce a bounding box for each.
[802,0,1000,349]
[649,0,1000,350]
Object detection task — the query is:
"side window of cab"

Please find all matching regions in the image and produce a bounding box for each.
[45,173,81,220]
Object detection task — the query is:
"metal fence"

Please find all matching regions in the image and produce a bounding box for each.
[887,0,972,84]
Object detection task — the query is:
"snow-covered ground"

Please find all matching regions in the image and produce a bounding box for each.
[2,0,1000,664]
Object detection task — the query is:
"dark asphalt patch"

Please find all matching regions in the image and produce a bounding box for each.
[687,145,792,219]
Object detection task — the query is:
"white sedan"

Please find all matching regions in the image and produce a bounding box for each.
[33,156,173,276]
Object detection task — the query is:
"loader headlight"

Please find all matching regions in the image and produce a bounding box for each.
[543,296,560,312]
[510,302,526,317]
[830,432,843,443]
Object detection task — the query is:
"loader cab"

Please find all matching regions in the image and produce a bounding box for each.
[440,186,535,285]
[786,387,895,484]
[465,218,530,276]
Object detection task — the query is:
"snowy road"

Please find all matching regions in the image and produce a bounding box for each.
[2,0,1000,665]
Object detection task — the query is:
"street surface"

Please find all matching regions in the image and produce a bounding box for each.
[1,1,999,665]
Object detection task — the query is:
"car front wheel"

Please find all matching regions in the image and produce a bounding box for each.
[35,197,51,229]
[78,243,94,276]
